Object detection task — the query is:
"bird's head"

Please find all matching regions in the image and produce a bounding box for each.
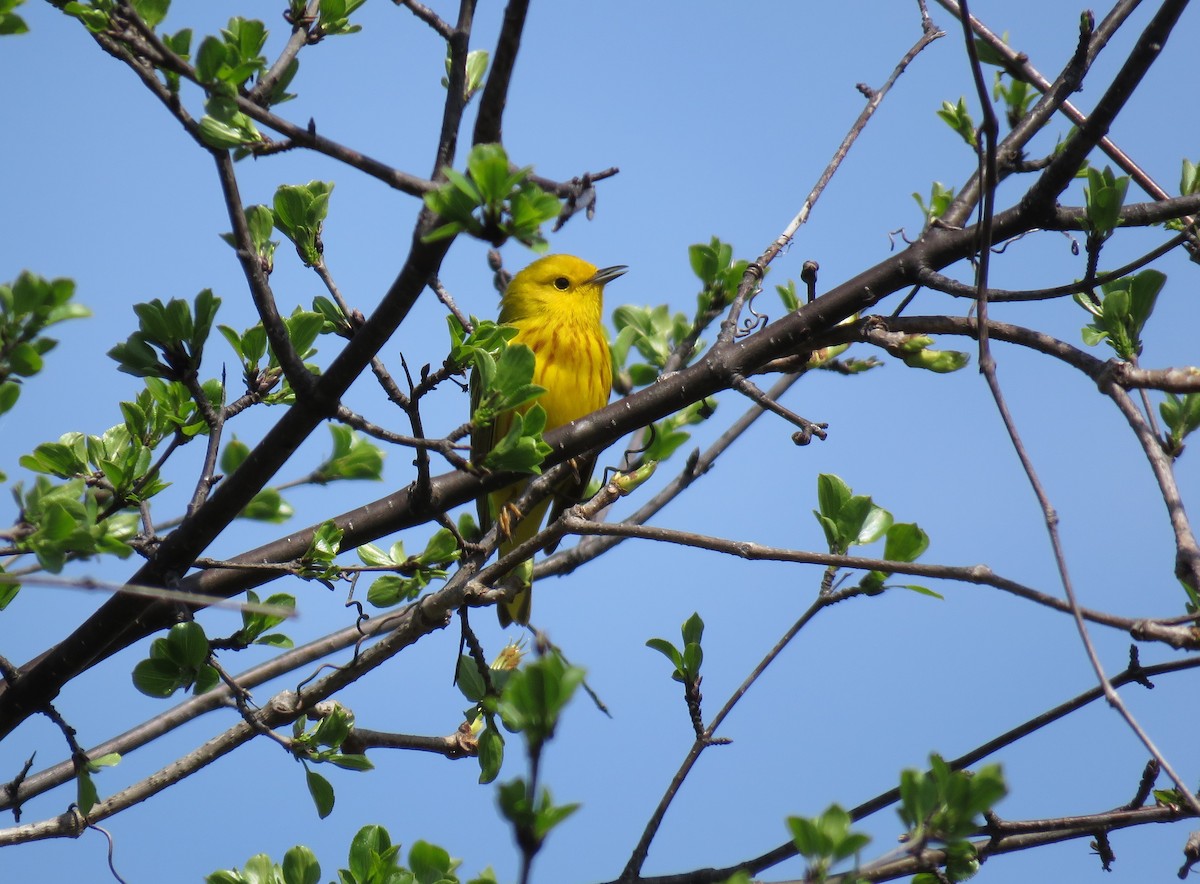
[499,254,627,324]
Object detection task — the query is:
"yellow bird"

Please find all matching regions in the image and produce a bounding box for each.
[473,254,627,627]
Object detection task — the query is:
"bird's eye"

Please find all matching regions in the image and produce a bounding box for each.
[553,276,570,291]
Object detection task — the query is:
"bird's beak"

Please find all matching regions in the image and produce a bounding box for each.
[588,265,628,287]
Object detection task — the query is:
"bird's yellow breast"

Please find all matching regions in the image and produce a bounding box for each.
[512,315,611,432]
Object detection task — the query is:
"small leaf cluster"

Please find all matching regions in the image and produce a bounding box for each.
[155,24,194,93]
[1160,392,1200,458]
[468,335,545,422]
[644,398,717,464]
[893,333,970,373]
[0,0,28,35]
[273,181,334,266]
[646,612,704,686]
[62,0,115,33]
[0,272,91,417]
[814,474,934,597]
[292,704,374,819]
[1074,269,1163,360]
[220,204,278,273]
[491,658,586,850]
[423,144,561,250]
[776,279,802,313]
[913,181,955,227]
[224,590,296,650]
[1082,165,1130,242]
[461,652,582,793]
[611,304,695,388]
[314,424,385,483]
[1168,158,1200,231]
[11,477,136,574]
[992,70,1033,130]
[305,0,367,39]
[218,307,327,403]
[937,97,977,148]
[688,237,750,314]
[497,779,579,859]
[20,424,166,504]
[899,755,1007,883]
[132,621,217,698]
[195,17,266,88]
[75,751,121,817]
[359,527,461,608]
[496,654,584,759]
[485,405,552,476]
[455,647,522,785]
[193,17,278,149]
[0,570,15,611]
[446,315,518,372]
[610,461,657,497]
[221,425,382,525]
[108,290,221,380]
[207,824,495,884]
[123,376,223,443]
[299,521,344,581]
[786,804,871,883]
[464,324,551,475]
[441,48,489,101]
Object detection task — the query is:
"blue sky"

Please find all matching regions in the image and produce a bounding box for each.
[2,2,1199,882]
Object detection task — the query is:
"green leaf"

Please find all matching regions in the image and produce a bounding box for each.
[0,9,28,35]
[455,655,488,703]
[132,657,184,698]
[195,35,227,82]
[131,0,169,29]
[855,504,893,546]
[305,768,335,819]
[816,473,852,521]
[0,577,20,611]
[281,845,321,884]
[936,97,977,147]
[0,381,19,415]
[366,575,413,608]
[645,637,684,673]
[348,825,394,882]
[1083,165,1130,238]
[220,436,251,473]
[408,840,452,884]
[418,528,460,565]
[240,488,293,522]
[166,620,210,669]
[76,767,99,816]
[884,522,930,563]
[315,424,385,482]
[481,405,552,474]
[63,2,110,32]
[477,723,504,784]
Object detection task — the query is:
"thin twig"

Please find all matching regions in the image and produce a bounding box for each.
[938,0,1198,237]
[472,0,529,147]
[249,0,319,103]
[396,0,455,39]
[718,13,944,344]
[560,517,1152,636]
[621,584,861,880]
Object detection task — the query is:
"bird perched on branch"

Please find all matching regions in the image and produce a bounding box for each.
[472,254,627,627]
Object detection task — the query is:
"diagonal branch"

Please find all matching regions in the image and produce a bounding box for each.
[471,0,530,146]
